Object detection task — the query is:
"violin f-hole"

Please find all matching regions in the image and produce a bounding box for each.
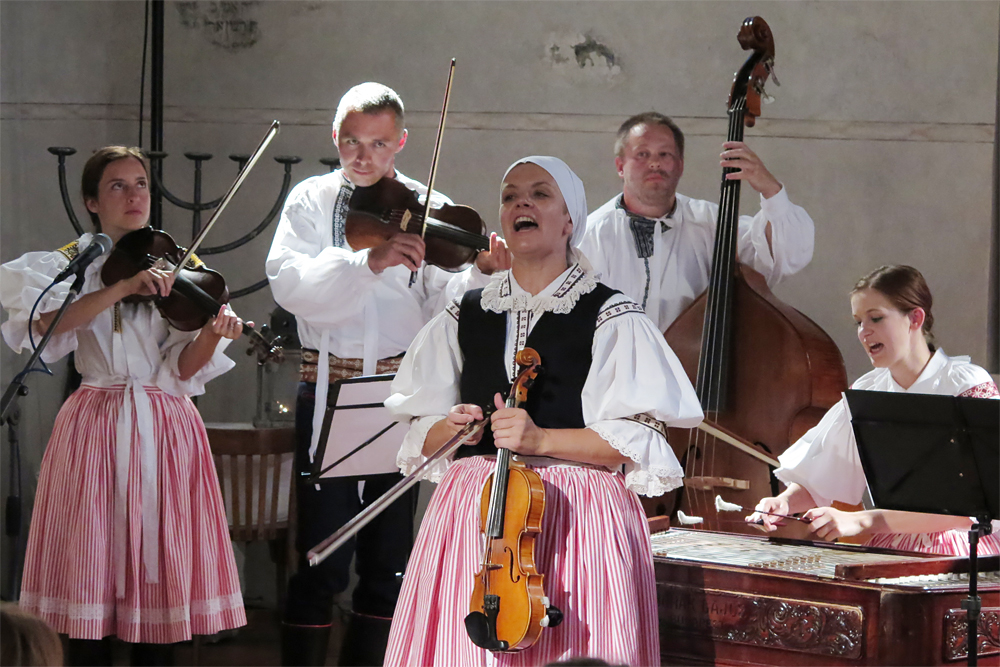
[504,546,521,583]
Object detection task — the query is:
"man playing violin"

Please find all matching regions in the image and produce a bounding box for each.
[579,111,816,330]
[266,82,506,667]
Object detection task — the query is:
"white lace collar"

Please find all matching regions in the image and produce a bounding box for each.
[481,252,598,316]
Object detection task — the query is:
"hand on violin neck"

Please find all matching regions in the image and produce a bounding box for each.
[178,304,242,380]
[490,392,546,456]
[473,232,511,275]
[206,304,248,341]
[367,233,426,274]
[720,141,782,199]
[125,267,175,299]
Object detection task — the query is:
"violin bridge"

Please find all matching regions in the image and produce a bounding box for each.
[684,476,750,491]
[400,209,412,231]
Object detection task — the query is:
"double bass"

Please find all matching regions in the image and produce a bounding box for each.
[655,17,848,533]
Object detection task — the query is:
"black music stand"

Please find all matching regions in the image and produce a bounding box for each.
[308,374,404,482]
[846,389,999,667]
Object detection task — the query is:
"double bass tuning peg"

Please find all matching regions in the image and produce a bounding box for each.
[753,81,776,105]
[765,59,781,86]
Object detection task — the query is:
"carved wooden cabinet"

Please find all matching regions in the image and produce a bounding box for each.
[652,529,1000,666]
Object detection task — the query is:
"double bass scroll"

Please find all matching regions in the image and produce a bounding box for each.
[655,16,848,535]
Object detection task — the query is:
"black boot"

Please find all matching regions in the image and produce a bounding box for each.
[280,622,332,667]
[337,612,392,667]
[66,637,113,666]
[130,642,175,666]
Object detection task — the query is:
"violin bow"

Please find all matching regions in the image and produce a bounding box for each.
[173,120,280,274]
[307,415,488,567]
[409,58,457,288]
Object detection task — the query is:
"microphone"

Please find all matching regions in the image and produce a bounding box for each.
[53,233,113,283]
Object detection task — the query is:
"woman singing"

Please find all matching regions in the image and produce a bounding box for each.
[382,156,703,665]
[749,264,999,556]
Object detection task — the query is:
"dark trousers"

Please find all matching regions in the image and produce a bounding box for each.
[284,382,417,625]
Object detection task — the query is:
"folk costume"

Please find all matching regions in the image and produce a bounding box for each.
[383,157,703,666]
[775,348,1000,556]
[0,234,245,643]
[266,168,488,661]
[581,188,814,330]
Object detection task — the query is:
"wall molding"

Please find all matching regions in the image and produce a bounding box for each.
[1,102,993,144]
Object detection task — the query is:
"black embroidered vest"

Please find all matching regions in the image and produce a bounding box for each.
[455,282,618,458]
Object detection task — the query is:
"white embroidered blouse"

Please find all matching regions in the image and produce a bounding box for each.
[0,233,233,393]
[385,258,704,497]
[775,348,999,508]
[0,233,235,593]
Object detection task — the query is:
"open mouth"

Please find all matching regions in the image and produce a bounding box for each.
[868,342,884,355]
[513,216,538,232]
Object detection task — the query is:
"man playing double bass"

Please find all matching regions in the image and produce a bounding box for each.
[266,82,505,666]
[580,111,815,330]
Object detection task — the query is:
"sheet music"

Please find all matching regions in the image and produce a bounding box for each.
[316,375,405,478]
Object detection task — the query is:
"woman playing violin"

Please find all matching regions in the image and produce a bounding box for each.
[749,265,1000,555]
[0,146,247,665]
[384,156,704,666]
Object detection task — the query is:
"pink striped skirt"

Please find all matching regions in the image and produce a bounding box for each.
[18,384,245,643]
[385,456,660,667]
[865,529,1000,556]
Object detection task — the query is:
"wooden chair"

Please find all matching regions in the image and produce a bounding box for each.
[205,424,298,609]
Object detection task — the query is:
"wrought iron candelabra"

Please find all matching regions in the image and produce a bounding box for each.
[47,146,340,298]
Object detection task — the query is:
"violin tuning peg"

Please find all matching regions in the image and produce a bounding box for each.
[761,91,776,105]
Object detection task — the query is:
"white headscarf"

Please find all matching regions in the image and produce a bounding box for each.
[503,156,587,248]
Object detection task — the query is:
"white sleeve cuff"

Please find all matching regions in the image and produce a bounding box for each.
[396,415,451,483]
[588,419,684,497]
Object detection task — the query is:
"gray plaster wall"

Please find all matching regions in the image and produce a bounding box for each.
[2,0,997,598]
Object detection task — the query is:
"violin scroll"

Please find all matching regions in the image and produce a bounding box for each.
[509,348,541,408]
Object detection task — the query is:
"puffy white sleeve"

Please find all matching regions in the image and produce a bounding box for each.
[736,187,815,286]
[773,396,867,507]
[155,328,235,397]
[0,249,82,362]
[384,301,463,481]
[583,295,704,496]
[266,180,381,328]
[947,357,1000,399]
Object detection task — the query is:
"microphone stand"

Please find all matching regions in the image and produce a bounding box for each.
[1,270,86,424]
[1,270,85,600]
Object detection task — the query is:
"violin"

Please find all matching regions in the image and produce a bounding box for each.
[346,177,490,272]
[101,227,284,364]
[465,348,563,652]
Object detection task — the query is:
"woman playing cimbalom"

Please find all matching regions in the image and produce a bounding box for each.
[1,147,247,666]
[749,265,1000,556]
[383,156,703,666]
